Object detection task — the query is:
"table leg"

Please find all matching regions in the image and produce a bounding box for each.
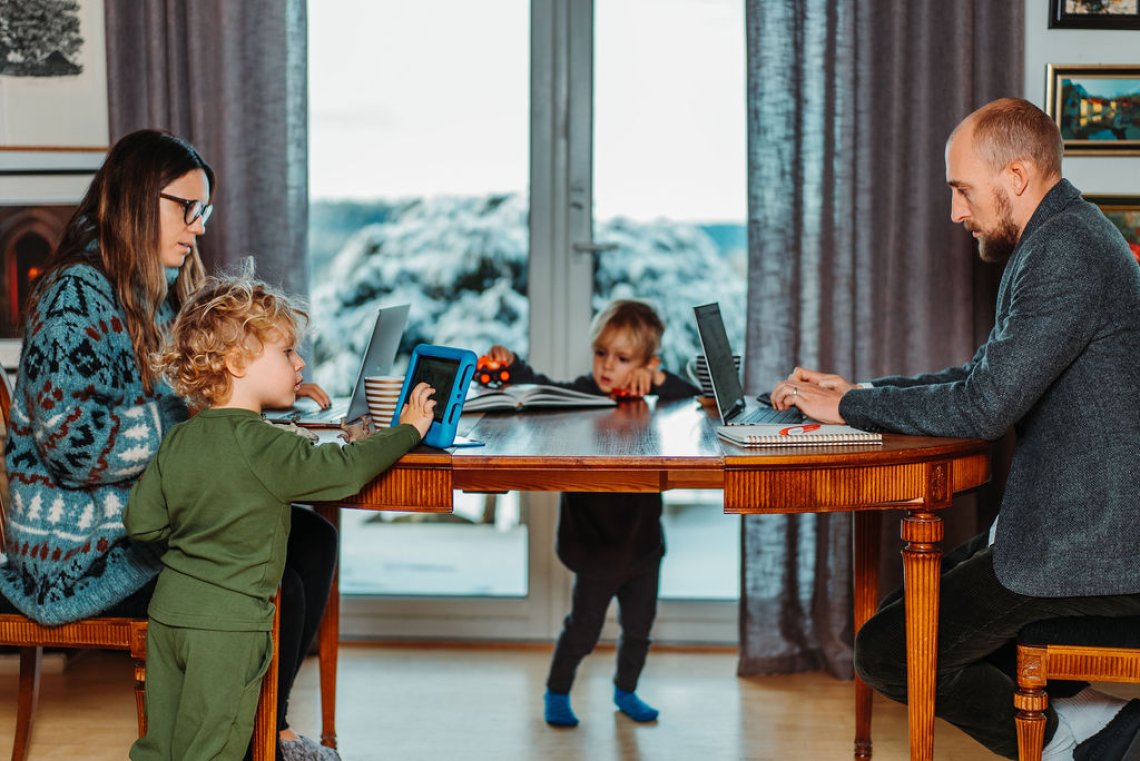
[901,509,943,761]
[316,505,341,749]
[853,511,882,760]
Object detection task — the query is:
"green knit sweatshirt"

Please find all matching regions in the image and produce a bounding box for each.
[124,408,421,631]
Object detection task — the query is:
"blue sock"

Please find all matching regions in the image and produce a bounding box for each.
[614,687,659,722]
[544,689,579,727]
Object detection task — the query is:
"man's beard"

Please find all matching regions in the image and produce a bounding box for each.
[975,189,1019,264]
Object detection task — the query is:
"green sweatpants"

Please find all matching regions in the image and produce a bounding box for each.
[130,621,272,761]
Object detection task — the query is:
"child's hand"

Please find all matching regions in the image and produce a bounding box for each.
[487,345,515,366]
[620,367,665,398]
[297,382,331,410]
[399,382,437,440]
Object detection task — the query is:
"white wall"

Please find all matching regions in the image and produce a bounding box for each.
[1024,0,1140,194]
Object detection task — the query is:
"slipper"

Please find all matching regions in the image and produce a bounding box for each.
[1075,700,1140,761]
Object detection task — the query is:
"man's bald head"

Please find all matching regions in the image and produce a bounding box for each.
[949,98,1063,181]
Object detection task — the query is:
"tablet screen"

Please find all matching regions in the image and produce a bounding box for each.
[409,355,460,422]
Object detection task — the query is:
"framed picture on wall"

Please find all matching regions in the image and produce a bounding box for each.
[1046,65,1140,155]
[0,0,108,168]
[1049,0,1140,29]
[1086,195,1140,265]
[0,192,87,370]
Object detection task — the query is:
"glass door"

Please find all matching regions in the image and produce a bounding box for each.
[307,0,745,643]
[308,0,562,638]
[564,0,746,641]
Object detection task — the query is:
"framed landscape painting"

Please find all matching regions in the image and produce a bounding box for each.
[1046,65,1140,155]
[0,0,108,169]
[1049,0,1140,29]
[1087,195,1140,265]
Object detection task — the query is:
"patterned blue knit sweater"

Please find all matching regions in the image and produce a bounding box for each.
[0,264,187,624]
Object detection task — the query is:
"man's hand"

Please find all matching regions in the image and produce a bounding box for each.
[770,366,854,424]
[787,367,859,393]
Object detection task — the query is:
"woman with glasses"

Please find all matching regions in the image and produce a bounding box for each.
[0,129,340,761]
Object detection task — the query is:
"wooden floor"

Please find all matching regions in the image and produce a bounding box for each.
[1,644,1002,760]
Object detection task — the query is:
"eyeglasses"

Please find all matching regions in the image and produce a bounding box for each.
[160,192,214,227]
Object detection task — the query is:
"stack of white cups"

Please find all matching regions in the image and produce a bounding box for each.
[364,375,404,429]
[686,354,742,397]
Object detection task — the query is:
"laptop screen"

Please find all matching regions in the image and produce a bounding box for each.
[344,304,411,421]
[693,303,745,423]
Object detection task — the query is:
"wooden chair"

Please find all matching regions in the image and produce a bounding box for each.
[1014,616,1140,760]
[0,371,280,760]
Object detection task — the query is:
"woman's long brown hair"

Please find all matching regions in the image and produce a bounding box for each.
[25,130,214,394]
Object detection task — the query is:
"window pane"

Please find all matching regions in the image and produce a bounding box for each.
[308,0,530,597]
[594,0,745,600]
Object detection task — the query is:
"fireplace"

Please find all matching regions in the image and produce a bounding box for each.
[0,205,75,339]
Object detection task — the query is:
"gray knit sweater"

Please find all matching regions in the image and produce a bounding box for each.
[841,179,1140,597]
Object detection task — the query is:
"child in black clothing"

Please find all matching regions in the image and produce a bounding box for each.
[487,299,699,727]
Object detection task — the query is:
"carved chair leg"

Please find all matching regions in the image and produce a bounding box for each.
[13,646,42,761]
[1014,686,1047,761]
[251,588,282,761]
[1016,644,1049,761]
[132,658,148,738]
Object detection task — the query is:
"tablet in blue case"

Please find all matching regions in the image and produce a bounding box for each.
[390,344,478,448]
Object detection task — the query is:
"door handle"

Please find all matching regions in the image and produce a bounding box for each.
[571,242,619,259]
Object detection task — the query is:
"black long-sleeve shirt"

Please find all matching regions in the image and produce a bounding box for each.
[505,358,699,578]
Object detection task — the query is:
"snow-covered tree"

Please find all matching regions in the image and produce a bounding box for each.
[308,193,746,394]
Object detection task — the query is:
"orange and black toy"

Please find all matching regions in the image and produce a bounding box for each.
[475,355,511,388]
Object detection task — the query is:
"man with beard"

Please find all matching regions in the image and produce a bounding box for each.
[768,97,1140,760]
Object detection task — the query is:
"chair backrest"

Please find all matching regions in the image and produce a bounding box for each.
[0,369,11,551]
[0,369,10,423]
[0,363,278,760]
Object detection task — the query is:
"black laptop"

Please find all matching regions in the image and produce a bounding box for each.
[692,302,805,426]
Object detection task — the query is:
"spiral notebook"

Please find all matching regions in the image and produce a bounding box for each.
[716,423,881,447]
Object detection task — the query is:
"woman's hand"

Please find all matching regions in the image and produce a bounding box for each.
[398,382,437,439]
[297,382,331,409]
[487,345,515,365]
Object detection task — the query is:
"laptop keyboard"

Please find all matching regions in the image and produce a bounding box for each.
[732,406,804,425]
[302,404,347,423]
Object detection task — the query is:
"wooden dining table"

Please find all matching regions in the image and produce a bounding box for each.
[311,397,990,761]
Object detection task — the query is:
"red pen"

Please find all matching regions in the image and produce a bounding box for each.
[779,424,822,436]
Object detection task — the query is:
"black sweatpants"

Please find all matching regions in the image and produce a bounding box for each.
[546,560,660,694]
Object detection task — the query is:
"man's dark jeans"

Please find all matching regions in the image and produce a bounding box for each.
[854,532,1140,759]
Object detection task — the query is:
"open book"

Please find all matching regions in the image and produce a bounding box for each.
[464,383,617,413]
[717,423,882,447]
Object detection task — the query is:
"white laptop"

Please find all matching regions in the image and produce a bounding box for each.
[692,302,805,426]
[265,304,410,426]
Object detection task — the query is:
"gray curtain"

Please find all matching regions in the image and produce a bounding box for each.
[740,1,1023,677]
[104,0,308,296]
